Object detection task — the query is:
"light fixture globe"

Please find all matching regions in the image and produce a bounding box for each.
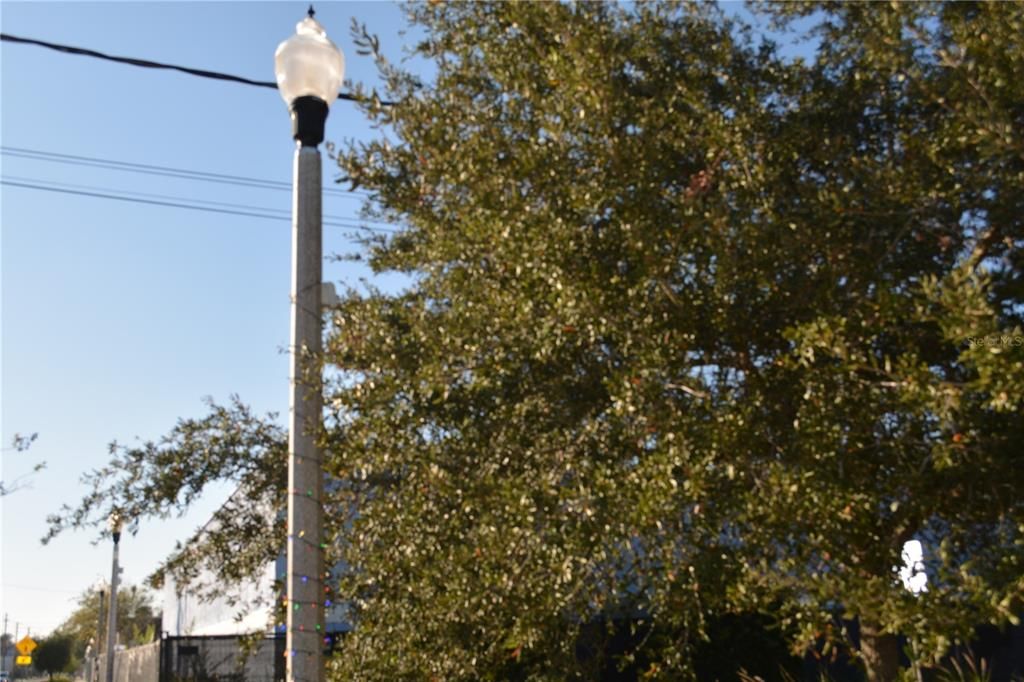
[275,9,345,146]
[108,509,123,542]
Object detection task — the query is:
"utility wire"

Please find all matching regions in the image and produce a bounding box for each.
[2,146,369,199]
[0,32,396,105]
[2,583,81,595]
[2,179,396,234]
[2,174,387,231]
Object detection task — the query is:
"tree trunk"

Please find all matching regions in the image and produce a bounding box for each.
[860,620,901,682]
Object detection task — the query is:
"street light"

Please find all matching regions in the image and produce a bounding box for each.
[104,511,123,682]
[93,577,107,682]
[275,7,343,682]
[276,7,344,147]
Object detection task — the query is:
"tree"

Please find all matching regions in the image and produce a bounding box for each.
[720,3,1024,679]
[0,633,12,669]
[43,397,287,605]
[56,584,159,664]
[330,2,1023,678]
[33,634,72,680]
[328,4,785,677]
[46,2,1023,681]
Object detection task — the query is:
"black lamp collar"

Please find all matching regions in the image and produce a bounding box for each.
[291,95,329,147]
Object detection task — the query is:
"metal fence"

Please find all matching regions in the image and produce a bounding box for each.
[161,635,284,682]
[85,636,284,682]
[88,641,160,682]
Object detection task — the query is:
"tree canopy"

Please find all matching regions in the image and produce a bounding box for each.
[47,2,1023,680]
[34,634,72,680]
[55,584,159,665]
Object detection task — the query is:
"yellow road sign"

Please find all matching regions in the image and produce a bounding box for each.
[16,635,38,655]
[16,654,32,665]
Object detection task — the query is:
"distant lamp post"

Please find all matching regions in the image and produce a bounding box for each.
[275,6,343,682]
[85,638,94,674]
[94,578,107,682]
[105,511,123,682]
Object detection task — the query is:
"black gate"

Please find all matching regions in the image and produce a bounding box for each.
[159,635,285,682]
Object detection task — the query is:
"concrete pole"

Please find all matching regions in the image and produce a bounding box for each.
[287,144,324,682]
[97,590,106,655]
[105,539,120,682]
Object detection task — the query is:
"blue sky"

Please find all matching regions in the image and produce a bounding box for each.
[1,0,417,637]
[1,1,817,639]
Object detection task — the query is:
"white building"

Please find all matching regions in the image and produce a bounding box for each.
[162,489,350,637]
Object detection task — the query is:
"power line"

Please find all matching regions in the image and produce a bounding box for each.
[2,146,369,199]
[0,32,396,106]
[2,174,381,229]
[2,178,396,234]
[2,583,81,595]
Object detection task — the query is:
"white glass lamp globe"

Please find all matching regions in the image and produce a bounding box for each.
[107,510,123,534]
[274,14,345,107]
[108,509,124,542]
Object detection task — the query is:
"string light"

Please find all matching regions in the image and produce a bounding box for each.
[287,534,328,551]
[284,646,330,663]
[289,452,324,462]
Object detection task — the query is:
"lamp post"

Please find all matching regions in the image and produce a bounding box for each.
[275,7,343,682]
[104,511,123,682]
[95,580,106,682]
